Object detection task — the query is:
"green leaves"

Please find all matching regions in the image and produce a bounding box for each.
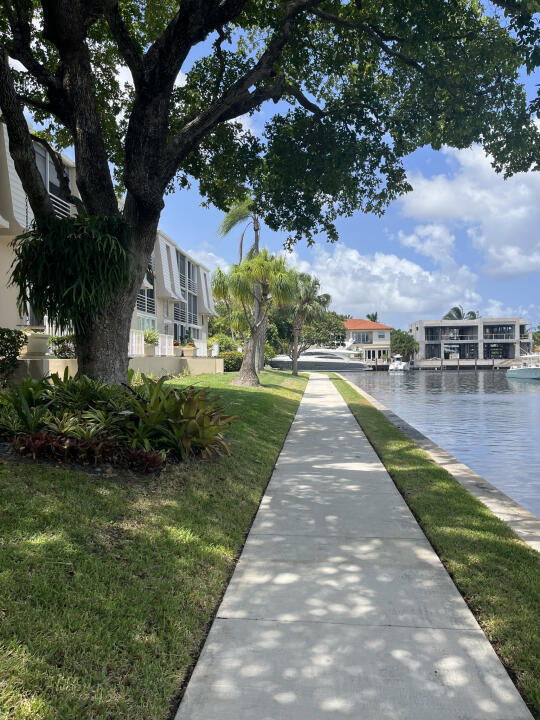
[10,215,132,334]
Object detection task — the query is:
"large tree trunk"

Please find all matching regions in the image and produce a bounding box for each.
[75,208,159,382]
[256,315,267,371]
[232,331,260,387]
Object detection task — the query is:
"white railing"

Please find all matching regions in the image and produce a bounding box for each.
[174,303,187,322]
[50,194,72,219]
[136,291,156,314]
[158,334,174,357]
[187,311,198,325]
[129,329,144,357]
[187,277,198,293]
[483,333,515,340]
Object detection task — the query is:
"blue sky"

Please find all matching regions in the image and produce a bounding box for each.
[158,70,540,331]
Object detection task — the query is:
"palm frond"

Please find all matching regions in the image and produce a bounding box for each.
[218,197,255,237]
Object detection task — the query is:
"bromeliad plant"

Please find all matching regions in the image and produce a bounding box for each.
[0,371,235,472]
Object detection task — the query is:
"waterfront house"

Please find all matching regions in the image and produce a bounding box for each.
[343,318,393,362]
[409,318,533,367]
[0,123,215,357]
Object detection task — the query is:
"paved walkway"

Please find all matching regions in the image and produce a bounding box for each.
[176,374,532,720]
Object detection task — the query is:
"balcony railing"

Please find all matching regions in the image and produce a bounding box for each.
[136,292,156,314]
[440,334,478,341]
[483,333,515,340]
[187,311,198,325]
[187,277,198,293]
[50,193,72,219]
[128,329,145,357]
[174,304,187,322]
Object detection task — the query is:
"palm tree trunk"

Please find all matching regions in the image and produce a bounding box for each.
[232,330,260,387]
[291,326,300,376]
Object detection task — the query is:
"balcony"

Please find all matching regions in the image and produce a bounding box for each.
[440,333,478,341]
[187,277,198,293]
[187,311,198,325]
[136,291,156,314]
[174,303,187,323]
[50,193,72,219]
[483,333,515,341]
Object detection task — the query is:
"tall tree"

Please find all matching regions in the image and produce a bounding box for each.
[212,251,296,386]
[0,1,537,381]
[443,306,480,320]
[390,329,419,361]
[289,273,330,375]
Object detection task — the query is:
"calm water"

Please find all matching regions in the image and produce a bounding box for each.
[346,370,540,517]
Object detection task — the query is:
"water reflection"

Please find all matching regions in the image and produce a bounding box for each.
[346,370,540,517]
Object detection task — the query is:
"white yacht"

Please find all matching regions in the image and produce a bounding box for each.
[388,354,410,372]
[270,348,370,372]
[506,354,540,380]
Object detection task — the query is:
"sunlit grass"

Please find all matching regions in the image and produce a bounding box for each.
[332,376,540,717]
[0,370,307,720]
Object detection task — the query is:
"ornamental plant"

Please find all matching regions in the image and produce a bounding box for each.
[143,329,160,346]
[0,328,25,386]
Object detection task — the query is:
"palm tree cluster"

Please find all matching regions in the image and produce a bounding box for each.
[213,199,332,386]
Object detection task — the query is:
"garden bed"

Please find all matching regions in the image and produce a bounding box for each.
[0,370,307,720]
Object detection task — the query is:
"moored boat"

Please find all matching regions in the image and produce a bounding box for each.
[270,348,370,372]
[506,354,540,380]
[388,354,410,372]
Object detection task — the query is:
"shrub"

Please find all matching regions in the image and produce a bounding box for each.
[122,375,235,459]
[219,351,243,372]
[49,334,76,359]
[144,329,160,345]
[209,333,238,353]
[264,341,276,365]
[0,328,26,385]
[0,372,235,471]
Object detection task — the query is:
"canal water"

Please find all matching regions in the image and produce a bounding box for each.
[345,369,540,517]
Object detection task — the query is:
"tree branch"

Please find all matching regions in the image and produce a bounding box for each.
[102,0,144,87]
[284,84,325,117]
[0,45,55,224]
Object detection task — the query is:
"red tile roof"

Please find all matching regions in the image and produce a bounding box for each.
[343,319,393,331]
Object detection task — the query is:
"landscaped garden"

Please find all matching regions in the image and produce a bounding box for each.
[0,370,307,720]
[331,376,540,718]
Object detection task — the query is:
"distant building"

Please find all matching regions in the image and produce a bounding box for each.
[409,318,533,367]
[343,319,393,361]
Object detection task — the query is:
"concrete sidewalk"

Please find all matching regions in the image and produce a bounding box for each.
[176,374,532,720]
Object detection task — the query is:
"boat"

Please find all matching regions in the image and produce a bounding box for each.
[388,354,410,372]
[270,348,371,372]
[506,354,540,380]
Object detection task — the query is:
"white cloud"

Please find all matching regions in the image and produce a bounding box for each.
[284,243,480,318]
[481,299,540,323]
[186,249,230,274]
[400,146,540,276]
[397,224,455,267]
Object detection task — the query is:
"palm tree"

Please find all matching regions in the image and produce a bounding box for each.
[290,274,331,376]
[218,196,266,370]
[218,196,260,264]
[213,251,296,386]
[443,305,480,320]
[366,312,378,322]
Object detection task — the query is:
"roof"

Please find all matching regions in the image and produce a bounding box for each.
[344,319,393,331]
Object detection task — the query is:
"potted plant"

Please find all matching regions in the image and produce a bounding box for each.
[181,332,197,357]
[25,330,51,356]
[173,339,182,357]
[144,329,160,357]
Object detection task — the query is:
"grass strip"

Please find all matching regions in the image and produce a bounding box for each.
[0,370,307,720]
[331,375,540,719]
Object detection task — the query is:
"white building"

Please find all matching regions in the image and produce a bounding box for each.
[0,123,215,357]
[343,319,393,364]
[409,318,533,367]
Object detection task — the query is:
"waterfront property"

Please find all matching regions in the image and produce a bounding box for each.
[343,318,393,364]
[0,123,216,358]
[409,317,533,368]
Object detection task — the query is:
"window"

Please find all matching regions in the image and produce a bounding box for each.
[352,332,372,344]
[176,251,186,281]
[136,315,156,331]
[378,333,386,339]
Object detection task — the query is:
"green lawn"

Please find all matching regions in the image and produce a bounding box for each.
[0,370,307,720]
[332,375,540,719]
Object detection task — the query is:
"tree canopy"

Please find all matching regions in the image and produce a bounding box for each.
[0,0,538,380]
[390,328,419,360]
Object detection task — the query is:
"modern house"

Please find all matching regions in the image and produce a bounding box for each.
[343,319,393,363]
[0,123,215,357]
[409,318,534,368]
